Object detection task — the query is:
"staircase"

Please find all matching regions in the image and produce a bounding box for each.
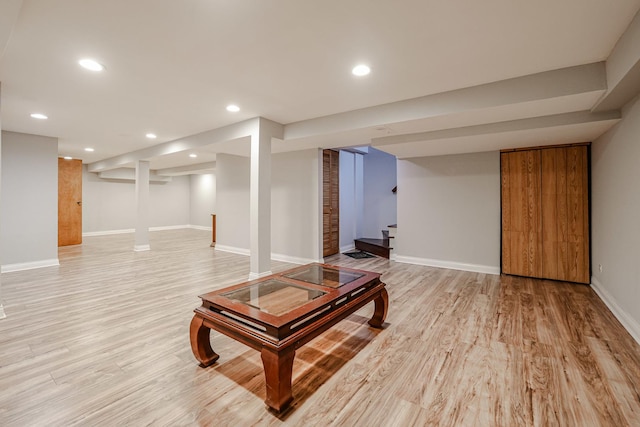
[354,225,396,259]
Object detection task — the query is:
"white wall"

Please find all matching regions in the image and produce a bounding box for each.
[355,153,364,239]
[216,150,322,262]
[362,147,397,238]
[396,151,500,274]
[189,174,216,228]
[0,87,3,317]
[339,151,357,252]
[215,154,250,253]
[591,94,640,343]
[83,168,134,232]
[340,148,395,249]
[83,167,190,233]
[272,149,321,263]
[1,131,59,269]
[150,174,190,226]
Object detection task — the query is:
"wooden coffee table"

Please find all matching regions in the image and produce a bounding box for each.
[190,263,389,412]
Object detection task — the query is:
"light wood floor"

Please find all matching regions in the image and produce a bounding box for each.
[1,229,639,426]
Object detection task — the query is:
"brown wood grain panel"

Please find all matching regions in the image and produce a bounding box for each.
[556,148,569,281]
[501,153,512,273]
[512,152,527,275]
[541,148,572,281]
[581,147,590,283]
[527,150,542,277]
[511,152,525,233]
[504,145,589,283]
[566,146,589,283]
[541,148,559,279]
[58,158,83,246]
[501,151,542,277]
[540,146,589,283]
[323,149,339,257]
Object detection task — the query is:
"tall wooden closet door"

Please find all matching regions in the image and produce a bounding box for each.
[542,146,589,283]
[58,158,83,246]
[322,149,339,257]
[541,148,568,281]
[501,150,542,278]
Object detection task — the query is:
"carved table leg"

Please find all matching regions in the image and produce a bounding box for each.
[260,346,295,412]
[190,314,220,366]
[368,287,389,328]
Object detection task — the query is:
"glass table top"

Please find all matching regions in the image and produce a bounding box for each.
[221,279,326,316]
[282,265,364,288]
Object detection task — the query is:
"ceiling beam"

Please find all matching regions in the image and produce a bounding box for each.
[284,62,607,141]
[371,110,621,147]
[97,168,172,182]
[155,162,216,176]
[88,117,283,172]
[593,8,640,111]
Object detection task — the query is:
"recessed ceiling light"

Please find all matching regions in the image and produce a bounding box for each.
[79,58,105,72]
[226,104,240,112]
[30,113,48,119]
[352,64,371,76]
[85,147,95,152]
[189,153,198,158]
[146,133,157,139]
[63,156,73,160]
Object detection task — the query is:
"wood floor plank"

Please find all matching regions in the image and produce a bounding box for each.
[0,229,639,426]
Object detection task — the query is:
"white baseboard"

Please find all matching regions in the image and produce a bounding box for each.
[340,244,356,253]
[189,225,212,231]
[83,224,204,237]
[248,271,273,280]
[133,244,151,252]
[591,277,640,345]
[1,258,60,273]
[151,225,191,231]
[271,253,322,265]
[394,255,500,275]
[214,245,251,256]
[83,228,134,237]
[214,246,322,265]
[0,304,6,320]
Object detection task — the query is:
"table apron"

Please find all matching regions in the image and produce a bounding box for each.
[196,282,387,353]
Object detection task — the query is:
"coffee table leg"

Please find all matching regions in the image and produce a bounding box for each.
[260,347,295,412]
[190,314,220,366]
[368,288,389,328]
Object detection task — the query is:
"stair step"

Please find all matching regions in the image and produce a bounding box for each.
[354,238,390,259]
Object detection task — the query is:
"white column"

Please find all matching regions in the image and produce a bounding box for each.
[355,153,365,239]
[134,160,151,252]
[248,121,272,279]
[0,82,4,319]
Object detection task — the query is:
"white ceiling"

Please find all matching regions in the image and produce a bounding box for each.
[1,0,640,172]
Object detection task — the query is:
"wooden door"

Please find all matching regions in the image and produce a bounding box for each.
[541,147,567,281]
[501,145,590,283]
[323,149,339,257]
[501,150,543,278]
[541,146,589,283]
[58,158,83,246]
